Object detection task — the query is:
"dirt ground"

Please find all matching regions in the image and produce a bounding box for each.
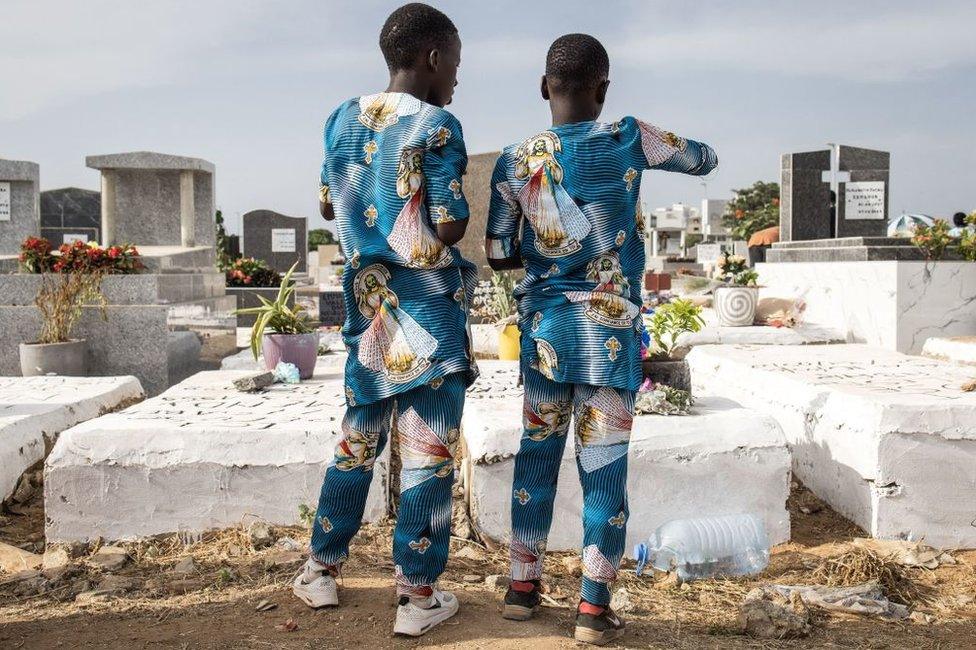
[2,481,975,649]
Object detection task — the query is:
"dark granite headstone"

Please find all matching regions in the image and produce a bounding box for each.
[241,210,307,273]
[780,146,889,242]
[40,187,101,245]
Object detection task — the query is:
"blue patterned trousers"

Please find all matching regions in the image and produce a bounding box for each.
[310,373,465,597]
[510,365,635,605]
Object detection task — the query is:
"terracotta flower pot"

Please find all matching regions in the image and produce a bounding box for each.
[19,339,88,377]
[714,286,759,327]
[262,332,320,379]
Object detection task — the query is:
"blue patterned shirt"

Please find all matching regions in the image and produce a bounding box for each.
[320,92,478,406]
[486,116,717,391]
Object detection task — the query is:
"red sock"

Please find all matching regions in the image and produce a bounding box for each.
[579,601,605,616]
[511,580,536,593]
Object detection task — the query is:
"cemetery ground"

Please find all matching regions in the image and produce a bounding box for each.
[2,479,975,649]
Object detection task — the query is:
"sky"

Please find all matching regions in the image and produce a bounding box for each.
[2,0,975,235]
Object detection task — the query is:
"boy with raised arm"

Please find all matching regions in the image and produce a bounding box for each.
[486,34,717,645]
[294,3,477,637]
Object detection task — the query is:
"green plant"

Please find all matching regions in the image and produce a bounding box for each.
[959,229,976,262]
[226,257,281,287]
[298,503,315,529]
[722,181,780,240]
[715,253,759,286]
[234,262,314,359]
[214,209,235,271]
[308,228,338,250]
[35,271,108,344]
[648,299,704,359]
[472,272,517,323]
[911,219,953,260]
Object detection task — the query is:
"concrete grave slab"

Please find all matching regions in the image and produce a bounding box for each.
[45,368,387,542]
[687,344,976,548]
[0,376,143,502]
[462,361,791,552]
[220,348,347,374]
[922,336,976,367]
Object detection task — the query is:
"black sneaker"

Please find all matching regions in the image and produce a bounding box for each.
[574,602,625,646]
[502,579,541,621]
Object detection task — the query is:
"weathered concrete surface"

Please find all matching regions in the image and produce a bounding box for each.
[462,361,791,551]
[220,348,347,374]
[687,344,976,548]
[0,376,143,502]
[922,336,976,367]
[678,321,844,348]
[45,368,387,542]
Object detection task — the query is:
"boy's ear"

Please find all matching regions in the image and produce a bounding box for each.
[427,48,440,72]
[540,75,550,101]
[595,79,610,105]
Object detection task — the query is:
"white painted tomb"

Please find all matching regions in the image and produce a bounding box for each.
[756,261,976,354]
[687,344,976,548]
[462,362,792,552]
[45,368,387,542]
[220,348,348,374]
[922,336,976,366]
[0,375,143,502]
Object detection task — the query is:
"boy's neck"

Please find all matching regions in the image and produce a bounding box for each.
[386,71,433,105]
[549,96,601,127]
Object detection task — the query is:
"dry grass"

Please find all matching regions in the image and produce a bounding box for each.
[811,545,922,605]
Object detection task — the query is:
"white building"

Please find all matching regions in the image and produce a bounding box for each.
[701,198,731,241]
[646,202,700,258]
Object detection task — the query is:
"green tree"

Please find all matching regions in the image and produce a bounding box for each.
[214,209,234,271]
[308,228,337,250]
[722,181,780,240]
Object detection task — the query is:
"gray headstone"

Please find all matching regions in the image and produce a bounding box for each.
[780,145,889,242]
[241,210,307,273]
[0,159,41,255]
[86,151,215,247]
[41,187,101,245]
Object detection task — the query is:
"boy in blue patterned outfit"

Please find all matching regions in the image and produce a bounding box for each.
[293,4,476,637]
[486,34,717,645]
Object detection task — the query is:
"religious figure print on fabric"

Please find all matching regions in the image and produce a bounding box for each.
[319,91,478,406]
[575,387,634,473]
[486,116,717,392]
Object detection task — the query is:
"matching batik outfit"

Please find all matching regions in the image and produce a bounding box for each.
[311,92,478,598]
[487,117,717,604]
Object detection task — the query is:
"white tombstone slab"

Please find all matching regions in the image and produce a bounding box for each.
[462,362,791,552]
[0,375,143,502]
[45,368,387,542]
[687,344,976,548]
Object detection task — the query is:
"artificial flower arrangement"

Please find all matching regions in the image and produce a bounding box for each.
[19,237,143,274]
[225,257,282,287]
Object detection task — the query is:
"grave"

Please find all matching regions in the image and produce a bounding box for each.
[922,336,976,366]
[0,375,143,502]
[241,210,307,273]
[0,158,40,257]
[779,145,889,242]
[40,187,100,245]
[86,151,215,251]
[462,362,792,551]
[687,344,976,548]
[45,367,388,542]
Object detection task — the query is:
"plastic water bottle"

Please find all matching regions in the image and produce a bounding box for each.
[633,514,769,581]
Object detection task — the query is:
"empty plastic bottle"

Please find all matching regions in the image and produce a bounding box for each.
[633,513,769,581]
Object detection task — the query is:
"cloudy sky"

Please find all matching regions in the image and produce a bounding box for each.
[2,1,974,234]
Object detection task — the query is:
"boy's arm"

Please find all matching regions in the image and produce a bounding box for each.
[485,154,523,271]
[423,116,470,246]
[627,116,718,176]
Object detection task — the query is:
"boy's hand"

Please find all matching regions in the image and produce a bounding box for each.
[320,200,335,221]
[436,220,467,247]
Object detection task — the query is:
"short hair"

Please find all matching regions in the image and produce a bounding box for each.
[953,212,968,227]
[546,34,609,93]
[379,3,458,71]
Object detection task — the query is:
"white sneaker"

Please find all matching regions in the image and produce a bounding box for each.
[292,558,338,608]
[393,589,459,636]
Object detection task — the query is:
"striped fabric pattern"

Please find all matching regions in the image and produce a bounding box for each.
[310,372,466,597]
[487,116,718,392]
[320,92,478,407]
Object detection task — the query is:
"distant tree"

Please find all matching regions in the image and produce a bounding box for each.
[214,209,234,271]
[308,228,338,251]
[722,181,780,240]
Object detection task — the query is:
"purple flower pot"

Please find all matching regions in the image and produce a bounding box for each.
[262,332,320,379]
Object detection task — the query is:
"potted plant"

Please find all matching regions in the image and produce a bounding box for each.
[641,298,704,392]
[19,270,107,377]
[234,262,319,379]
[472,271,519,360]
[712,253,760,327]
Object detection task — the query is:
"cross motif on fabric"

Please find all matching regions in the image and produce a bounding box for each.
[514,488,531,505]
[449,179,462,199]
[623,168,638,191]
[605,337,621,361]
[608,512,626,528]
[363,205,378,227]
[363,140,378,164]
[318,515,334,533]
[408,537,432,554]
